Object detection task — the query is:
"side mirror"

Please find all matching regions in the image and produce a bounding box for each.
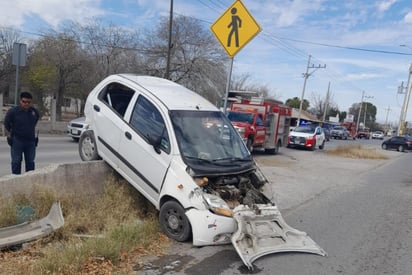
[146,134,162,154]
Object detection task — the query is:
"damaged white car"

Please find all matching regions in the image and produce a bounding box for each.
[79,74,326,269]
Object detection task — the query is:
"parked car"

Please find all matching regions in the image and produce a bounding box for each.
[287,125,325,150]
[330,125,349,139]
[67,116,87,141]
[381,136,412,152]
[78,74,325,268]
[322,127,330,141]
[372,131,384,140]
[356,129,371,139]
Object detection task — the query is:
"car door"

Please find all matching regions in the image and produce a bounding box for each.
[315,127,323,145]
[91,81,135,166]
[254,114,266,145]
[117,94,173,206]
[389,137,400,149]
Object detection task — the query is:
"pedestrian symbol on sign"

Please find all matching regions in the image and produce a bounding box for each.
[211,0,261,57]
[227,8,242,47]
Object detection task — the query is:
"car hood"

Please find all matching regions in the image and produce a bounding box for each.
[230,121,251,128]
[231,204,327,270]
[289,132,314,138]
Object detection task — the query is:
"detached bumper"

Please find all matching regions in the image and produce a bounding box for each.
[186,208,236,246]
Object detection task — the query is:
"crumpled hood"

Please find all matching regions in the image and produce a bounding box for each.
[231,204,327,270]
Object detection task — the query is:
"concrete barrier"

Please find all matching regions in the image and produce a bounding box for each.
[0,161,113,198]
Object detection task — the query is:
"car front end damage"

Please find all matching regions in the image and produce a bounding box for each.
[183,165,326,269]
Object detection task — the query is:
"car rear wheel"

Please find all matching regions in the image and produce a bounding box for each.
[398,145,405,152]
[79,130,100,161]
[382,143,387,150]
[159,200,192,242]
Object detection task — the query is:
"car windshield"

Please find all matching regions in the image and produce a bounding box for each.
[293,126,315,134]
[227,111,254,124]
[170,110,252,174]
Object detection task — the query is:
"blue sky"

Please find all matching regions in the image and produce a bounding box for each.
[1,0,412,125]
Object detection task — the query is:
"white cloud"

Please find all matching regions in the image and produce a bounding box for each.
[345,73,382,81]
[404,11,412,23]
[376,0,397,13]
[0,0,105,28]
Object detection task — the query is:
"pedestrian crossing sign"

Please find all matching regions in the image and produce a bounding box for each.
[211,0,262,57]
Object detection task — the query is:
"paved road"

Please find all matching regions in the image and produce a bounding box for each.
[137,140,410,275]
[0,135,80,177]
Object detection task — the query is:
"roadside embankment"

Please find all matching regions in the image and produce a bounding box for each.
[0,161,112,198]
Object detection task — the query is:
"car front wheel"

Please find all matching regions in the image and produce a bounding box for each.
[319,140,325,150]
[79,130,100,161]
[382,143,387,150]
[159,200,192,242]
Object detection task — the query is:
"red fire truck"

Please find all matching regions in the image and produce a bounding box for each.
[227,98,292,154]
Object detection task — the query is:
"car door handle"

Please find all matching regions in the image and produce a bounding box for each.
[93,105,100,112]
[125,131,132,140]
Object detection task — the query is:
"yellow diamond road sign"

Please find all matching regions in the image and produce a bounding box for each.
[211,0,261,57]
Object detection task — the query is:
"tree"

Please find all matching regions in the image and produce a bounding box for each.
[140,15,228,105]
[349,101,377,128]
[230,73,280,99]
[0,28,23,102]
[27,32,90,119]
[285,97,309,110]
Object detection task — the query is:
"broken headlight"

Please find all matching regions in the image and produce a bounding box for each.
[202,193,233,217]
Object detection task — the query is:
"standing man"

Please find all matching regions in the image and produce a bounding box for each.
[4,92,40,174]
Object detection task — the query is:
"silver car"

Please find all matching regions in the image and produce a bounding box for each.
[67,116,87,141]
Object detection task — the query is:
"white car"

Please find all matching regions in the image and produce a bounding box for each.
[287,125,325,150]
[67,116,88,141]
[372,131,384,140]
[78,74,325,268]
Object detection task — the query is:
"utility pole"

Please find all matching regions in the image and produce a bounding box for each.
[400,63,412,135]
[384,106,391,135]
[165,0,173,79]
[356,91,366,133]
[322,82,331,123]
[363,96,373,128]
[297,55,326,126]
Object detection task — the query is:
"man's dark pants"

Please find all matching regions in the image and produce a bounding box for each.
[10,137,36,174]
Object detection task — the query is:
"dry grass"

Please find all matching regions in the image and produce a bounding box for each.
[325,144,388,159]
[0,175,169,274]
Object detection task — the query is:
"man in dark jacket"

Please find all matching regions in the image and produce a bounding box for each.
[4,92,40,174]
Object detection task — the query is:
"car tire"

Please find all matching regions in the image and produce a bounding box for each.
[382,143,387,150]
[310,141,316,151]
[79,130,100,161]
[159,200,192,242]
[72,137,79,142]
[398,145,405,152]
[319,140,325,150]
[265,141,280,155]
[246,138,254,153]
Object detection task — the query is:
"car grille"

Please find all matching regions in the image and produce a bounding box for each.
[70,123,84,128]
[290,136,306,144]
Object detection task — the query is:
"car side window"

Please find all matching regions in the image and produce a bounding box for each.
[256,115,264,126]
[98,82,135,117]
[130,95,170,154]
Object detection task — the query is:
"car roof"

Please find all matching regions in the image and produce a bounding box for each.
[112,74,218,111]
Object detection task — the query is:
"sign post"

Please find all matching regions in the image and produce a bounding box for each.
[211,0,261,113]
[12,42,27,105]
